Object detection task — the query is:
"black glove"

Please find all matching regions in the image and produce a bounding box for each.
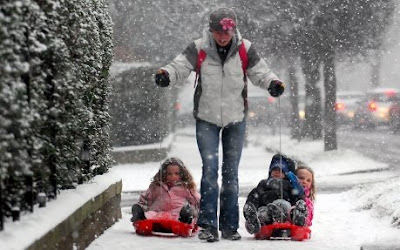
[155,69,170,87]
[268,80,285,97]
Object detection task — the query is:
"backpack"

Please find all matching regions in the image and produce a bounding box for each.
[194,42,249,111]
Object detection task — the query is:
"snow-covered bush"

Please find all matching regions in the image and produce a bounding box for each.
[0,0,113,226]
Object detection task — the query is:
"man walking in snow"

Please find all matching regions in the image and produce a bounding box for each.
[155,7,284,242]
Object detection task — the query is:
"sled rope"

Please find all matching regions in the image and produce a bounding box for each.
[158,112,164,212]
[278,95,284,222]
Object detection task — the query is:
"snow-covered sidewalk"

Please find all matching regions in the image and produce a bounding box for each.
[87,127,400,249]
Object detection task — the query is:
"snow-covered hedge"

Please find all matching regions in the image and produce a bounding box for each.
[0,0,113,226]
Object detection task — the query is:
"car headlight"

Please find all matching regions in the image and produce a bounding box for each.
[377,107,390,120]
[347,111,355,118]
[248,111,256,118]
[299,111,305,120]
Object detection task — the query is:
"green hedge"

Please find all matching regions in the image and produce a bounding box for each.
[0,0,113,228]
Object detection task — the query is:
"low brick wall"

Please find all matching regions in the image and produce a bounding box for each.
[111,134,174,164]
[27,180,122,250]
[111,147,168,164]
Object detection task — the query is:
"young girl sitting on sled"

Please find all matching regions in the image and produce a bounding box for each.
[130,157,201,226]
[295,163,316,227]
[243,154,307,234]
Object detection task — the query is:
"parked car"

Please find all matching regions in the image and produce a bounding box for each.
[291,91,364,127]
[247,91,276,127]
[353,88,399,129]
[335,91,365,125]
[247,86,291,128]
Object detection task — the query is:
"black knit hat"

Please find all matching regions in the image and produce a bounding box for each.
[209,8,237,32]
[269,154,296,174]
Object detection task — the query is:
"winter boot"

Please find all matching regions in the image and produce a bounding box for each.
[257,206,272,225]
[243,203,261,234]
[267,203,287,223]
[292,200,308,226]
[198,225,219,242]
[221,230,241,240]
[178,203,194,224]
[130,204,145,223]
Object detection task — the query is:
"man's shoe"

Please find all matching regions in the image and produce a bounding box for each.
[221,230,241,240]
[243,203,261,234]
[198,226,219,242]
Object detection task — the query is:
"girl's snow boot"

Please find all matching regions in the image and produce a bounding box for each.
[130,204,145,223]
[292,200,308,226]
[178,203,194,224]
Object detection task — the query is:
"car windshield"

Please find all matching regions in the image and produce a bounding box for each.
[367,93,397,102]
[338,94,364,100]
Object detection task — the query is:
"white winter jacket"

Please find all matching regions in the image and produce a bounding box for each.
[162,28,280,127]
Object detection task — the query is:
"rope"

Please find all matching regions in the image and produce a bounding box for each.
[158,101,165,211]
[278,95,284,222]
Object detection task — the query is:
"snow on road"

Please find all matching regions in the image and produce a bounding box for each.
[87,127,400,250]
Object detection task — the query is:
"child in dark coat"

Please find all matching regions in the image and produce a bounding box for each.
[243,154,307,234]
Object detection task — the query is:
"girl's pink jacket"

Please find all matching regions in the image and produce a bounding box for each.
[304,188,314,226]
[138,182,201,222]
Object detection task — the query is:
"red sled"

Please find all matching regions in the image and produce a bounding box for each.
[133,219,198,237]
[254,222,311,241]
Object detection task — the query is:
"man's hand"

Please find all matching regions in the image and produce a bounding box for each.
[268,80,285,97]
[155,69,170,87]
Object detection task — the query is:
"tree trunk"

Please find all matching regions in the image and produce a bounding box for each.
[288,61,301,140]
[323,47,337,151]
[0,181,3,231]
[301,52,322,140]
[370,50,381,88]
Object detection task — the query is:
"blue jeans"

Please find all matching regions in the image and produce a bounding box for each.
[196,119,246,231]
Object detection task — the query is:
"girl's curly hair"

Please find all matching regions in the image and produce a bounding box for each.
[151,157,196,190]
[296,164,316,201]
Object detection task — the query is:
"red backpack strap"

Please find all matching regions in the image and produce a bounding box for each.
[238,42,248,78]
[194,49,207,88]
[238,42,249,113]
[195,44,247,86]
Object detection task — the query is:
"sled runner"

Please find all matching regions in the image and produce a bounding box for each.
[254,222,311,241]
[133,219,198,237]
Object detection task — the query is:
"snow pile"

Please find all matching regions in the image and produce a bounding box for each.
[350,177,400,228]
